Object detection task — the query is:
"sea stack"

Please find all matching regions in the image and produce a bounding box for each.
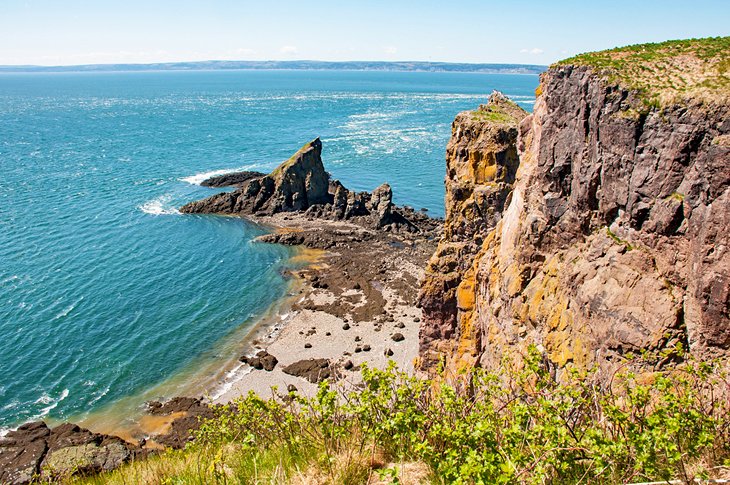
[181,138,434,233]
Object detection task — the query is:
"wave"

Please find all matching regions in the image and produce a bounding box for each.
[210,362,252,401]
[180,164,257,185]
[87,386,110,406]
[139,194,180,216]
[53,296,83,320]
[34,388,70,419]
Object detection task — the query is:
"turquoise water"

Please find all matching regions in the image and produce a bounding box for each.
[0,70,538,431]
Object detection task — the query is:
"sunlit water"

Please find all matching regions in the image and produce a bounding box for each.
[0,69,538,433]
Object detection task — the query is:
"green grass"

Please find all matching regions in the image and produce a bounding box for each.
[68,348,730,485]
[555,37,730,107]
[470,93,526,124]
[470,109,518,123]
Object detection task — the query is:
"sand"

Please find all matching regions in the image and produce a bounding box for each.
[211,214,435,402]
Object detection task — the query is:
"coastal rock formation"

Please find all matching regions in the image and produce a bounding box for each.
[200,170,266,187]
[145,397,214,449]
[418,92,527,370]
[240,350,278,371]
[0,421,137,484]
[282,358,340,383]
[420,40,730,375]
[181,138,436,233]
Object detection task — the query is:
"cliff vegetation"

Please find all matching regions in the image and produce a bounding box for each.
[557,37,730,106]
[73,352,730,484]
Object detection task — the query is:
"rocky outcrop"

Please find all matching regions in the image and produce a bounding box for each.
[420,44,730,375]
[145,397,214,449]
[181,138,435,233]
[200,170,265,187]
[0,421,138,484]
[418,92,527,370]
[282,359,341,383]
[240,350,278,371]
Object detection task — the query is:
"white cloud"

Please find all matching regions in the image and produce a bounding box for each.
[384,46,398,55]
[520,48,544,55]
[279,45,299,55]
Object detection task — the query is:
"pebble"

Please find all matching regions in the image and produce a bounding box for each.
[391,333,405,342]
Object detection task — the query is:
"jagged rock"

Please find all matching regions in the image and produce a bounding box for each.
[282,358,339,383]
[418,91,526,371]
[182,138,329,214]
[370,183,394,227]
[419,44,730,375]
[146,397,214,449]
[146,396,202,415]
[180,138,438,234]
[240,350,278,371]
[200,171,265,187]
[0,421,137,484]
[41,440,131,479]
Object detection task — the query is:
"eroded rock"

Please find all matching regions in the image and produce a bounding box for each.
[0,421,137,484]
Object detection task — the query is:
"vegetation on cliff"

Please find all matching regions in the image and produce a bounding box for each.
[557,36,730,106]
[73,350,730,484]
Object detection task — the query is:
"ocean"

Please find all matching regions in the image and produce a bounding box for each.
[0,69,538,433]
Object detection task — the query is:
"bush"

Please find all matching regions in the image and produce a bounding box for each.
[79,348,730,484]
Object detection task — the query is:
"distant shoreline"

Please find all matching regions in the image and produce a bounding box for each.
[0,59,547,74]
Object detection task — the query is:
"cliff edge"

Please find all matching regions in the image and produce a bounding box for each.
[420,37,730,374]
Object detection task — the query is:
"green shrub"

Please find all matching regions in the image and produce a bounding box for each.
[78,348,730,484]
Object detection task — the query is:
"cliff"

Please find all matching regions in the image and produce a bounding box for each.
[418,92,527,370]
[420,37,730,374]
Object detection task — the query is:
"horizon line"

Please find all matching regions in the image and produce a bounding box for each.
[0,59,548,74]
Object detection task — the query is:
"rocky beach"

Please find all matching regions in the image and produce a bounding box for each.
[182,137,442,400]
[2,36,728,483]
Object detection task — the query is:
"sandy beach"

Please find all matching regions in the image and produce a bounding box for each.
[211,213,436,402]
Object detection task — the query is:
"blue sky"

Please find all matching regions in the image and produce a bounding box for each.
[1,0,728,66]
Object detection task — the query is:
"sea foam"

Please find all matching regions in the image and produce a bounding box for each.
[180,165,256,185]
[35,389,70,419]
[139,194,180,216]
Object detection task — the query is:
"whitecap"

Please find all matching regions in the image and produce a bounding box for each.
[179,164,257,185]
[34,389,69,419]
[87,386,110,406]
[139,194,180,216]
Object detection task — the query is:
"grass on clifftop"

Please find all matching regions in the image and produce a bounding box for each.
[470,92,527,124]
[556,37,730,106]
[72,347,730,485]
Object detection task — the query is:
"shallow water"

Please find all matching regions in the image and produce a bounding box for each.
[0,69,538,431]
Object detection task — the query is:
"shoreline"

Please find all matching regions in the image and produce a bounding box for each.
[72,208,436,445]
[68,241,321,444]
[210,213,435,402]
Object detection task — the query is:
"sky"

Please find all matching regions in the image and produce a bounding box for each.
[1,0,729,66]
